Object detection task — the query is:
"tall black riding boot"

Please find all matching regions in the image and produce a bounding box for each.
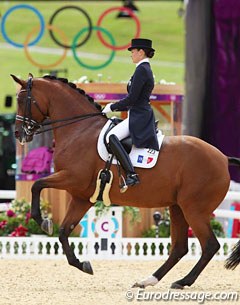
[108,134,140,190]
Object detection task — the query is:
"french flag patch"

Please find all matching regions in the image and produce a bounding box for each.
[147,157,154,164]
[137,155,144,163]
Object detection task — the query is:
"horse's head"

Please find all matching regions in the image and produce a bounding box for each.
[11,73,49,144]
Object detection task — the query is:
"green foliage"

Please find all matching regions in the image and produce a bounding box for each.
[0,216,21,236]
[94,201,141,225]
[94,200,111,217]
[210,217,225,238]
[26,218,45,235]
[142,224,170,238]
[142,209,226,238]
[142,208,171,238]
[0,198,59,236]
[123,206,141,225]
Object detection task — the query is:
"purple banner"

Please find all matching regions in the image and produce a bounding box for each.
[206,0,240,181]
[16,173,48,181]
[88,93,183,103]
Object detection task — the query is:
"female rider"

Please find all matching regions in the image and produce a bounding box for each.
[102,38,159,191]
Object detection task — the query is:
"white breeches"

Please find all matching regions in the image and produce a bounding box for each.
[106,116,130,143]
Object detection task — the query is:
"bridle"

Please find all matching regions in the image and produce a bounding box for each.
[16,76,105,137]
[16,76,47,137]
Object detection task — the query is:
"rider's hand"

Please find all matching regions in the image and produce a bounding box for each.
[102,103,113,114]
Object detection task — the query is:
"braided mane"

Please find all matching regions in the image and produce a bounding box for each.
[43,75,102,111]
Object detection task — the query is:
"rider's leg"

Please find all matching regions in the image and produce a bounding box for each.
[106,117,130,142]
[106,118,139,188]
[108,134,140,187]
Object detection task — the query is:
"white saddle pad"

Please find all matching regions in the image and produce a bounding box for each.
[97,120,165,169]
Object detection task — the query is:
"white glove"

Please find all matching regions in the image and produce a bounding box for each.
[102,103,113,114]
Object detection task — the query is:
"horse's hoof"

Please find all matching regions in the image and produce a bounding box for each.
[132,282,145,289]
[82,261,94,275]
[41,218,53,235]
[171,282,184,289]
[132,276,158,288]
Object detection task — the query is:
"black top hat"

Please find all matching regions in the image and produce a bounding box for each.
[128,38,155,52]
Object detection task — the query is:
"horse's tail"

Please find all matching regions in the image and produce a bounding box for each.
[225,157,240,269]
[228,157,240,166]
[225,241,240,270]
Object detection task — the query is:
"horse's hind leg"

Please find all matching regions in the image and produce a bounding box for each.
[59,197,93,274]
[171,206,220,289]
[133,204,189,288]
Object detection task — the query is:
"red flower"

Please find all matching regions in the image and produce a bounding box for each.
[10,224,28,237]
[25,212,31,224]
[0,220,7,229]
[6,209,16,217]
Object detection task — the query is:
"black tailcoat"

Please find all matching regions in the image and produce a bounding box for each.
[111,62,159,150]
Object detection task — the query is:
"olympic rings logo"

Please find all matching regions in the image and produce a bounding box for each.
[0,4,141,70]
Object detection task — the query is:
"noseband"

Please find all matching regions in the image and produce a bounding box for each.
[16,76,104,137]
[16,76,48,137]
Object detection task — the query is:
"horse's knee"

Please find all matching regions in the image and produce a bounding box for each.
[171,243,188,259]
[31,180,44,194]
[178,246,188,258]
[204,238,220,256]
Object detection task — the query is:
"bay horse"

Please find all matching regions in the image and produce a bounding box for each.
[11,73,240,289]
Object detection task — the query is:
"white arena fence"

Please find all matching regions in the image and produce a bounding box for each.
[0,190,16,212]
[0,190,16,200]
[0,189,239,260]
[0,237,238,261]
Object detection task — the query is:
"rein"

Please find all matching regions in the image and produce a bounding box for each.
[16,76,106,136]
[35,112,105,134]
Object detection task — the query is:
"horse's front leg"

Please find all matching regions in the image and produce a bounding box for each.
[59,197,93,274]
[31,170,69,235]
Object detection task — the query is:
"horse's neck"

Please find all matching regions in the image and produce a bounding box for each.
[48,87,93,119]
[46,84,105,143]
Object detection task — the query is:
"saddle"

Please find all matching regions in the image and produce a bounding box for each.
[90,118,164,206]
[104,117,159,155]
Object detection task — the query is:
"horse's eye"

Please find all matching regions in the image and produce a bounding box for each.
[17,97,24,105]
[17,94,26,105]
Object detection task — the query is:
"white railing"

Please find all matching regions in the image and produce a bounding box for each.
[0,190,16,199]
[0,190,16,212]
[225,190,240,201]
[0,237,237,261]
[214,209,240,219]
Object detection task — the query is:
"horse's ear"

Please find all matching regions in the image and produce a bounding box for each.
[10,74,27,89]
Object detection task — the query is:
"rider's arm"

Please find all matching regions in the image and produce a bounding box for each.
[110,65,147,112]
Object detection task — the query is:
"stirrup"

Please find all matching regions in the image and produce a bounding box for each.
[120,175,128,193]
[120,174,139,193]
